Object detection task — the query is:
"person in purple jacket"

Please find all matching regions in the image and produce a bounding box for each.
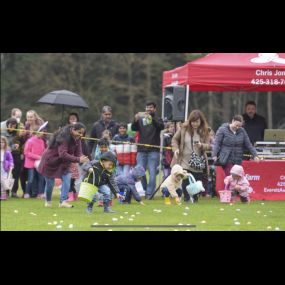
[1,136,14,199]
[38,123,89,208]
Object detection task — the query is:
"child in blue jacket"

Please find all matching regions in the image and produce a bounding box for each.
[115,165,146,205]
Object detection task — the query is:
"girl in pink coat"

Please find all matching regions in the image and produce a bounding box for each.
[23,123,47,198]
[224,164,253,203]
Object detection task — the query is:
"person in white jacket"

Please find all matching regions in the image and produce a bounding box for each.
[160,164,189,205]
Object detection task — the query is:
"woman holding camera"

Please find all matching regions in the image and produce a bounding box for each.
[171,110,212,203]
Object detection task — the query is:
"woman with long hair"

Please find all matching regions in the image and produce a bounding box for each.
[38,122,89,208]
[171,110,212,203]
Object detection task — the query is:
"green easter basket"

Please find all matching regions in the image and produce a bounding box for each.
[78,170,98,202]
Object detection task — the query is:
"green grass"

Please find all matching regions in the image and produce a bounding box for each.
[1,188,285,231]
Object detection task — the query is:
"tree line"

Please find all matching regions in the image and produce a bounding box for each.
[1,53,284,133]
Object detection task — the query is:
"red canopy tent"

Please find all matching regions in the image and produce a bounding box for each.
[163,53,285,92]
[162,53,285,121]
[162,53,285,201]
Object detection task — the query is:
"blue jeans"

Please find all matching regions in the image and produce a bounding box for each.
[25,168,45,195]
[91,185,111,203]
[136,151,160,196]
[44,172,71,203]
[162,187,182,198]
[116,165,131,176]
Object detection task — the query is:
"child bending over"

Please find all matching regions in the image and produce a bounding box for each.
[160,164,189,205]
[224,164,253,203]
[115,165,146,205]
[82,151,121,213]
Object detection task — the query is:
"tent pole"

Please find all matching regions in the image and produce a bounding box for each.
[157,88,166,197]
[185,85,190,121]
[61,105,64,128]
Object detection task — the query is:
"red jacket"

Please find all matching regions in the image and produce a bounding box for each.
[38,137,82,178]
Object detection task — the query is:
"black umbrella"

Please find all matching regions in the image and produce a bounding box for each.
[37,90,89,126]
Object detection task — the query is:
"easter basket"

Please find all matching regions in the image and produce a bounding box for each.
[78,170,98,202]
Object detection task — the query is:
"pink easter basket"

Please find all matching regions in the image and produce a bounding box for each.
[218,184,231,203]
[218,190,232,203]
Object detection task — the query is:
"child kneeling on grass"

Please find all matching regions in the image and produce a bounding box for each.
[115,165,146,205]
[224,164,253,203]
[160,164,189,205]
[82,151,121,213]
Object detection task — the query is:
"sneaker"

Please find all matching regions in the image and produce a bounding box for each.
[45,201,52,207]
[24,193,30,199]
[59,201,74,208]
[104,207,115,213]
[86,206,93,214]
[67,192,75,202]
[37,194,45,199]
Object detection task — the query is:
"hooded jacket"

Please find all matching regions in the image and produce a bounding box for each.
[83,151,120,195]
[160,164,188,198]
[224,164,253,195]
[115,165,145,202]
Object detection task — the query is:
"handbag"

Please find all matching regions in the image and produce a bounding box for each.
[1,170,15,191]
[186,173,205,196]
[188,137,206,171]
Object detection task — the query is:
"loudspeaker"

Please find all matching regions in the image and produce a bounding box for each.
[163,86,186,121]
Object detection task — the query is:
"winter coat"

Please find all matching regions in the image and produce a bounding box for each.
[131,114,164,152]
[113,134,136,166]
[1,150,14,173]
[38,137,82,178]
[212,123,258,165]
[224,165,253,196]
[160,164,188,198]
[88,119,119,154]
[171,125,211,174]
[115,165,145,202]
[24,136,46,168]
[82,151,120,196]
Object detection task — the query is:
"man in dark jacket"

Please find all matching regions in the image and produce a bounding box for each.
[88,106,119,157]
[82,151,121,213]
[131,102,164,199]
[242,101,267,145]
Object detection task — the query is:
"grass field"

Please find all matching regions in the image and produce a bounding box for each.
[1,188,285,231]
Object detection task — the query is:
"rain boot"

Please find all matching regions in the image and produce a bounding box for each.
[68,192,75,202]
[164,197,171,205]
